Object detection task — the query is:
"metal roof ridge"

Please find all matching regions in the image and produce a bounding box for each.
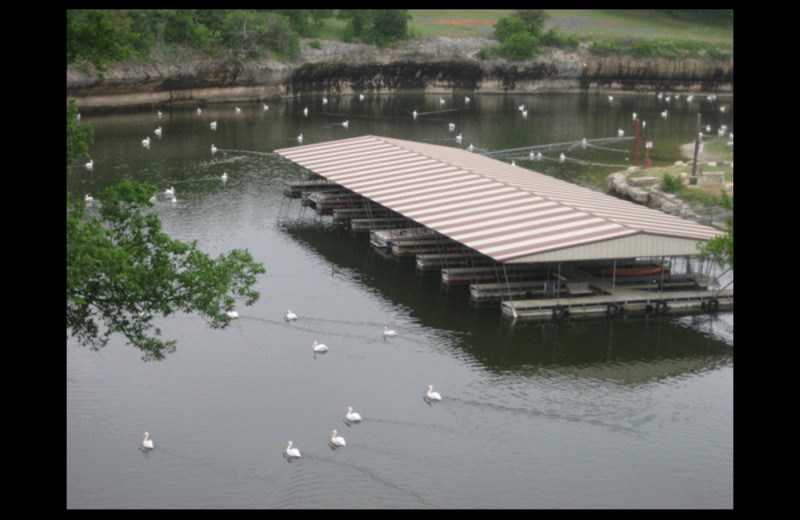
[372,135,640,236]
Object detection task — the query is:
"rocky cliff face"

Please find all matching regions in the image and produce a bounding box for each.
[67,37,733,111]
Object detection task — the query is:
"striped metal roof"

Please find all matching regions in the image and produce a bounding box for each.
[275,135,723,263]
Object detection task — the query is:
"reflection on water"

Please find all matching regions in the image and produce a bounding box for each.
[68,93,732,509]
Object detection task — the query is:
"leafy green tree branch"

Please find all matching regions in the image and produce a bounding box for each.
[67,99,265,361]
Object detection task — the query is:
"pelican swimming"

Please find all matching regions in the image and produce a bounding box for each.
[154,126,162,137]
[559,153,566,162]
[263,103,269,111]
[424,385,442,402]
[164,186,176,197]
[412,110,418,119]
[448,122,455,131]
[344,406,362,423]
[284,309,298,322]
[235,106,241,114]
[85,159,93,171]
[226,310,239,319]
[383,326,397,339]
[329,429,346,448]
[220,172,228,182]
[359,93,365,101]
[283,440,301,459]
[210,121,217,130]
[197,107,203,115]
[297,133,303,144]
[618,129,624,137]
[139,432,154,450]
[84,194,94,203]
[211,144,218,154]
[141,136,151,148]
[312,340,328,354]
[342,120,349,129]
[455,133,462,144]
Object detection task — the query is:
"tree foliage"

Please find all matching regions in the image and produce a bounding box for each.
[483,10,577,61]
[699,192,733,270]
[66,99,266,361]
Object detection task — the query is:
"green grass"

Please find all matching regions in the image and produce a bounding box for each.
[404,9,732,47]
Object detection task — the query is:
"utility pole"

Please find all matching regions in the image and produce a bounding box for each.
[691,113,702,178]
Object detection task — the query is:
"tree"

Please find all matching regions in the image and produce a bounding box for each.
[67,99,266,361]
[699,192,733,270]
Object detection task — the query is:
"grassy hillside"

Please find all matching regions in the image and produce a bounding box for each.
[406,9,733,46]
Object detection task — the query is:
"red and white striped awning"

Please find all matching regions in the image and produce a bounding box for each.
[275,135,722,263]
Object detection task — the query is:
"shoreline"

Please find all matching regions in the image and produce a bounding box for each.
[68,36,733,112]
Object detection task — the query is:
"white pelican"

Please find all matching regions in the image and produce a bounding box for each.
[154,126,162,137]
[521,109,528,118]
[303,106,308,117]
[157,110,163,118]
[467,143,474,152]
[235,106,242,114]
[661,110,668,119]
[344,406,362,423]
[85,159,94,171]
[559,153,566,162]
[383,326,397,339]
[608,95,614,102]
[164,186,176,197]
[412,110,418,119]
[342,120,349,129]
[210,121,217,130]
[284,309,298,322]
[139,432,154,450]
[359,93,365,101]
[618,129,624,137]
[263,103,269,111]
[322,97,328,105]
[226,310,239,319]
[297,133,303,144]
[221,172,228,182]
[141,136,151,148]
[686,95,694,102]
[632,112,637,120]
[439,97,445,106]
[424,385,442,402]
[283,440,301,459]
[329,429,346,448]
[84,194,94,203]
[312,340,328,354]
[197,107,203,115]
[211,144,218,154]
[448,122,455,131]
[465,96,471,104]
[518,104,525,112]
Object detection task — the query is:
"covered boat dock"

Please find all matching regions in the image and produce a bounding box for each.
[275,135,731,320]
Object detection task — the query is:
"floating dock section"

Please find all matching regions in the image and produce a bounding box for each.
[276,135,732,321]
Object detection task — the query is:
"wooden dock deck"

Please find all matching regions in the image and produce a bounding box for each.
[499,264,732,320]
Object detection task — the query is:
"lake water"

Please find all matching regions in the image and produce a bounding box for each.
[67,92,733,509]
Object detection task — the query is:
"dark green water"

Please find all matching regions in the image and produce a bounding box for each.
[67,92,733,509]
